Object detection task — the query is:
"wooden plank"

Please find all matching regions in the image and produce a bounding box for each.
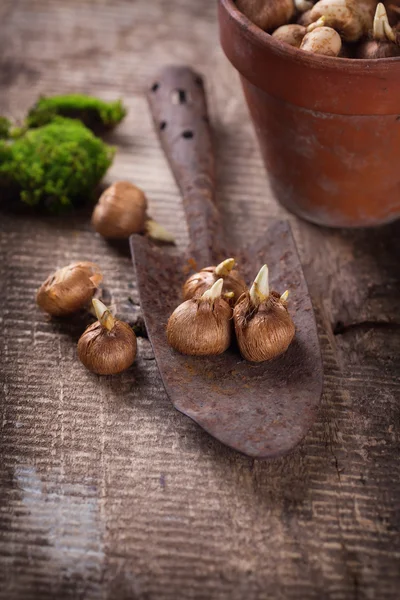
[0,1,399,599]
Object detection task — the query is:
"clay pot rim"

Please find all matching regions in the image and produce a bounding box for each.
[222,0,400,72]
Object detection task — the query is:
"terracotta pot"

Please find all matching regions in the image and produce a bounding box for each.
[218,0,400,228]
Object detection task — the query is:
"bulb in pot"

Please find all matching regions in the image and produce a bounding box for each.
[236,0,295,31]
[77,299,137,374]
[273,17,325,47]
[309,0,376,42]
[36,262,103,317]
[357,3,400,58]
[300,25,342,55]
[92,181,174,243]
[273,24,307,47]
[167,279,232,356]
[233,265,295,363]
[182,258,247,304]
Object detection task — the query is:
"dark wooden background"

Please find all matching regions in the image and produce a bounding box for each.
[0,1,399,599]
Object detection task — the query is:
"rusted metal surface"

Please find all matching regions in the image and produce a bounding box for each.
[131,221,322,459]
[131,66,322,458]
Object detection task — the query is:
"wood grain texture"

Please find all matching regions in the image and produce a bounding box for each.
[0,1,399,599]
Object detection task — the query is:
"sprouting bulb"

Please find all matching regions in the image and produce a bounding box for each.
[233,265,295,362]
[92,181,174,242]
[309,0,376,42]
[273,17,325,47]
[167,279,232,356]
[357,3,400,58]
[77,299,137,374]
[182,258,247,304]
[36,262,103,317]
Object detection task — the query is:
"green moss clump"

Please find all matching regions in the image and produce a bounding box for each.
[0,117,11,139]
[9,126,26,139]
[0,117,115,212]
[26,94,127,132]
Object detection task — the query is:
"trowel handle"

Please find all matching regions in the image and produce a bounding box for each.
[147,66,225,267]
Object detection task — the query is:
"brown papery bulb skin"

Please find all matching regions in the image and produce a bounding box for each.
[357,39,400,57]
[92,181,147,239]
[310,0,375,42]
[272,24,307,47]
[182,267,247,304]
[36,262,102,317]
[236,0,295,31]
[234,291,295,362]
[167,298,232,356]
[300,26,342,55]
[78,319,137,375]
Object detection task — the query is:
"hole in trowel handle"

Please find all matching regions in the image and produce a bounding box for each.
[171,89,187,104]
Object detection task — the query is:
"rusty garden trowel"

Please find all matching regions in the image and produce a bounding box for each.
[130,66,322,459]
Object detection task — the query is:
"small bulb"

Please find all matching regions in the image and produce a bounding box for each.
[300,26,342,56]
[167,279,232,356]
[36,262,103,317]
[92,181,174,242]
[92,181,147,238]
[309,0,375,43]
[77,299,137,374]
[272,24,307,47]
[182,258,247,304]
[236,0,295,31]
[233,265,295,362]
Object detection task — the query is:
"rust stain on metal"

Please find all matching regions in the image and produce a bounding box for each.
[131,220,323,459]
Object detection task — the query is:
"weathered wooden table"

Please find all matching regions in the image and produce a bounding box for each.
[1,1,399,599]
